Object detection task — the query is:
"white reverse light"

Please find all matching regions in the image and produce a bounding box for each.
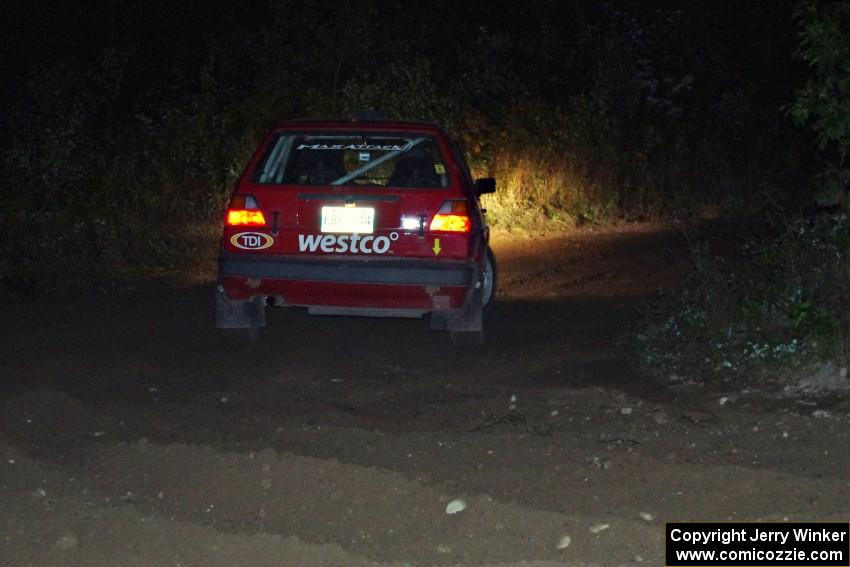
[400,215,423,230]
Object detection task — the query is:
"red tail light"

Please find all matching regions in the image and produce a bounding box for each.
[226,195,266,226]
[429,200,471,233]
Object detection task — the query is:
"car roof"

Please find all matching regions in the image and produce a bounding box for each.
[271,119,445,134]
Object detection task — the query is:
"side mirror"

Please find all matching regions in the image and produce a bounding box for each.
[475,177,496,195]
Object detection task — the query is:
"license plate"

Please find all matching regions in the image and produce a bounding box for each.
[320,206,375,233]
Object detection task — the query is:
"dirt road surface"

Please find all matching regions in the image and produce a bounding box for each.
[2,224,849,566]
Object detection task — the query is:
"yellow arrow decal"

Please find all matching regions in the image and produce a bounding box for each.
[432,238,442,256]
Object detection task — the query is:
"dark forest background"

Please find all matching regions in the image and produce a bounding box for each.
[2,0,850,369]
[0,0,816,283]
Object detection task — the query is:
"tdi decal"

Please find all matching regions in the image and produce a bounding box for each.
[231,232,274,250]
[298,232,399,254]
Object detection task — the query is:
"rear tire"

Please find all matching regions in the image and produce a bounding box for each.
[482,246,497,310]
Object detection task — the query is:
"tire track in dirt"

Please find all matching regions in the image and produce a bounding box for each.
[4,384,850,566]
[0,389,654,565]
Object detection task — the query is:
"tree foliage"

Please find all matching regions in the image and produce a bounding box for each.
[791,0,850,207]
[792,0,850,161]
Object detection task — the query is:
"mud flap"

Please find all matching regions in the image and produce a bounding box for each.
[430,285,483,333]
[216,286,266,329]
[452,285,483,332]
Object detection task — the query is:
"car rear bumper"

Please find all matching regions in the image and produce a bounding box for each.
[218,253,476,287]
[218,253,479,314]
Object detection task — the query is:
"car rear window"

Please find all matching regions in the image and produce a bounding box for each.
[252,133,449,188]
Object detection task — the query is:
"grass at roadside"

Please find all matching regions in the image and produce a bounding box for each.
[0,217,221,297]
[634,214,850,379]
[476,148,623,234]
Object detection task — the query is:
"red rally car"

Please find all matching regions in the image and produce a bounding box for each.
[216,118,496,344]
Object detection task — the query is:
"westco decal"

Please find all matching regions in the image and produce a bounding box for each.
[231,232,274,250]
[298,232,399,254]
